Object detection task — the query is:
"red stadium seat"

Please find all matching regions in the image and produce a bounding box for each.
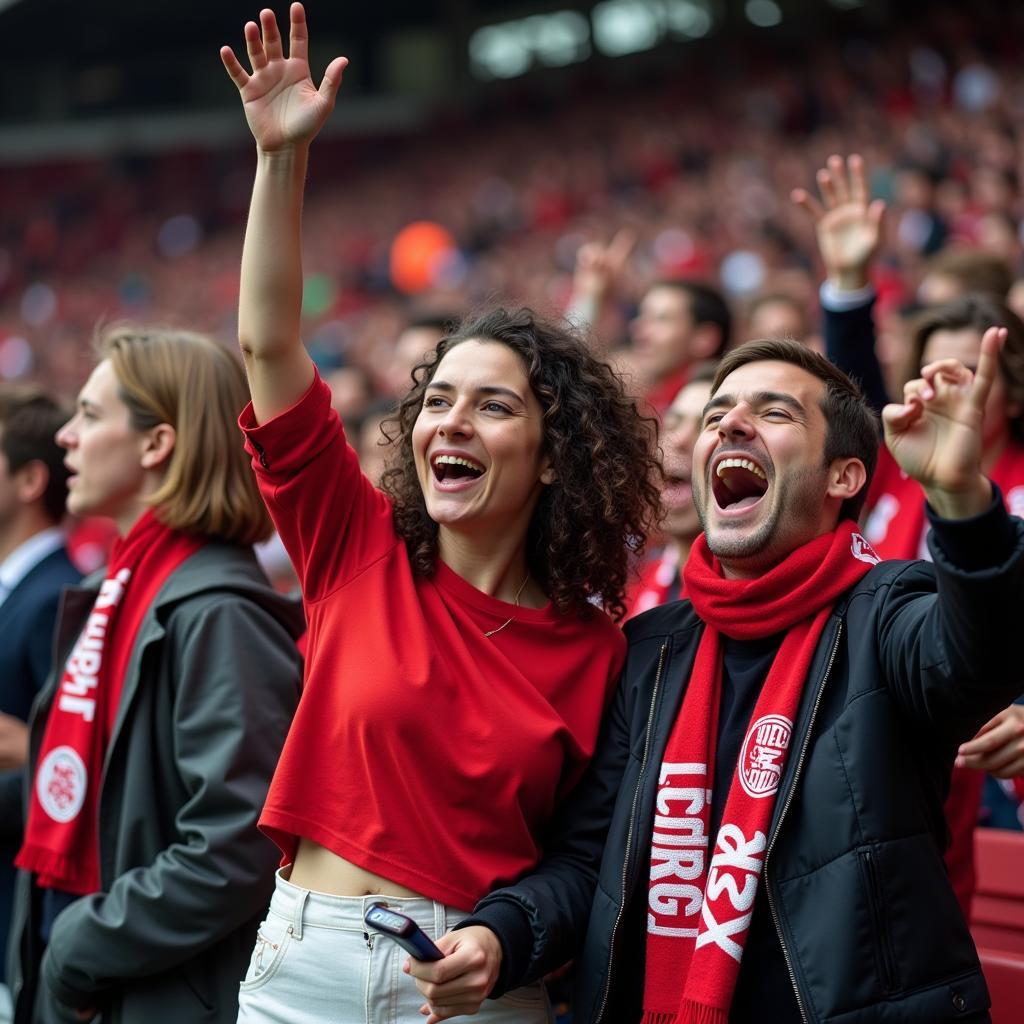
[971,828,1024,1021]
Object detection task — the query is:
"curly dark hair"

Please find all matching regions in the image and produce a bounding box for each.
[380,307,661,620]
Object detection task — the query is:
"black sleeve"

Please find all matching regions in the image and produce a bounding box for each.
[822,297,890,415]
[924,484,1014,572]
[877,487,1024,750]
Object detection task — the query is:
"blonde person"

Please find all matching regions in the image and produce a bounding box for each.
[8,327,304,1024]
[221,5,660,1022]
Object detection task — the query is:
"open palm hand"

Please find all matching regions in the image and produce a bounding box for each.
[792,154,885,290]
[221,3,347,152]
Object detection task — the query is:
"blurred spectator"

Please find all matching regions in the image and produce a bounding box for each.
[0,388,80,1023]
[380,314,452,399]
[918,246,1014,307]
[745,290,822,351]
[626,363,717,619]
[352,398,397,486]
[630,280,731,414]
[324,364,374,422]
[9,327,303,1024]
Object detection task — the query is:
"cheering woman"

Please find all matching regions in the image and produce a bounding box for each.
[221,5,660,1022]
[9,327,304,1024]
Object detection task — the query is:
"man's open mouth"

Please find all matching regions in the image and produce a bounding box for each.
[711,455,769,511]
[431,453,486,483]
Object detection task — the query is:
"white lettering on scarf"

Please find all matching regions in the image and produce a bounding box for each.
[695,825,766,962]
[647,762,710,937]
[57,569,131,722]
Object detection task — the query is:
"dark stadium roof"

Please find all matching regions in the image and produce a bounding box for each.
[0,1,515,60]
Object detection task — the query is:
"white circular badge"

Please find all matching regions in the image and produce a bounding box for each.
[36,745,88,823]
[740,714,793,799]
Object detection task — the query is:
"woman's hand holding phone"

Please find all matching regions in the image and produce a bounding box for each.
[404,925,504,1022]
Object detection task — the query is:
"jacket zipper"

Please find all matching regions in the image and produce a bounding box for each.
[859,848,897,992]
[595,640,668,1024]
[765,619,844,1024]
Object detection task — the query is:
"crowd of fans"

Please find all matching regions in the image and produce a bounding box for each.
[0,4,1019,1019]
[2,14,1024,411]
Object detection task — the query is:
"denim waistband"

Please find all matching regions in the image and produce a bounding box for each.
[268,868,466,939]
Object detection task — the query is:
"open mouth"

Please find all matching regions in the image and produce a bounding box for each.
[431,453,486,484]
[711,455,769,511]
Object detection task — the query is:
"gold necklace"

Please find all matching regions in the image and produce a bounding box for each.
[483,572,531,638]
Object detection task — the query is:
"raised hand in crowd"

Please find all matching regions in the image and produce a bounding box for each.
[220,2,347,155]
[221,2,348,421]
[571,229,636,304]
[567,228,636,343]
[883,325,1005,519]
[792,153,886,293]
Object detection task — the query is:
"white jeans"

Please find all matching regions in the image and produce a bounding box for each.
[237,871,553,1024]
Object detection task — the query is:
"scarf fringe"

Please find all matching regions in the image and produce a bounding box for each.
[13,842,93,896]
[679,1000,729,1024]
[641,1013,679,1024]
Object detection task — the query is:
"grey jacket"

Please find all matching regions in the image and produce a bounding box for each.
[7,542,304,1024]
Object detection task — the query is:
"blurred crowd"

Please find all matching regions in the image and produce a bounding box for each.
[1,12,1024,422]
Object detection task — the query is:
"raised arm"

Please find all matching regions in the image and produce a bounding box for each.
[221,3,348,422]
[793,154,890,412]
[566,229,636,344]
[876,328,1024,743]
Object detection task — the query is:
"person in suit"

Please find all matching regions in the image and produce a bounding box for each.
[0,388,81,1022]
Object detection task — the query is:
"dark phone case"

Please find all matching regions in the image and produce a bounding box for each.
[364,905,444,962]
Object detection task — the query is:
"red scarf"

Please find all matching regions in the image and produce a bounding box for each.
[642,522,879,1024]
[863,439,1024,560]
[17,510,203,895]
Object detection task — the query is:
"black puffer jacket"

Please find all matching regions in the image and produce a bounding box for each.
[469,502,1024,1023]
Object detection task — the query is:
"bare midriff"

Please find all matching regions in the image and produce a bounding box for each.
[288,837,425,898]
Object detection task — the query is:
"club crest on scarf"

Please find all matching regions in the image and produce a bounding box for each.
[739,714,792,799]
[850,533,880,566]
[35,746,88,823]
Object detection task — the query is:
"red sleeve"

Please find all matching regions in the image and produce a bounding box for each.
[238,371,398,601]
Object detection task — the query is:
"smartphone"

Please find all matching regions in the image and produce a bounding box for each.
[363,903,445,961]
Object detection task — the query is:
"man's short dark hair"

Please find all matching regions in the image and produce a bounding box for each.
[653,280,732,357]
[0,387,71,523]
[710,339,880,522]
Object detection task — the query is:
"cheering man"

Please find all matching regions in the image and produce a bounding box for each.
[409,332,1021,1024]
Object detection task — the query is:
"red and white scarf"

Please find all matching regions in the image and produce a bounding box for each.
[863,439,1024,560]
[642,521,879,1024]
[17,510,203,895]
